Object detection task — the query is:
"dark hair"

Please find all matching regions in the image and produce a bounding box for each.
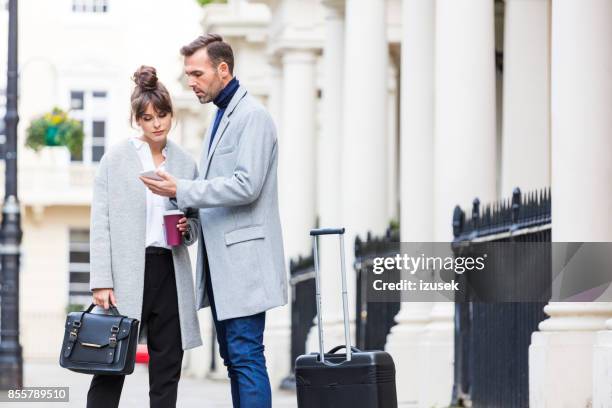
[180,34,235,75]
[130,65,173,123]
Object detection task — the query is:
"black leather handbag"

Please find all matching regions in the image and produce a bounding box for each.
[59,303,140,375]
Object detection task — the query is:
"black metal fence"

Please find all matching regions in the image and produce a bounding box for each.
[354,226,401,351]
[280,252,317,390]
[451,187,551,408]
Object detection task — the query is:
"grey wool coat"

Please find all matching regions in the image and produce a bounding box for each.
[175,86,288,321]
[89,139,203,350]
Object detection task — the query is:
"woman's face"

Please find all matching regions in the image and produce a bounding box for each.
[136,103,172,144]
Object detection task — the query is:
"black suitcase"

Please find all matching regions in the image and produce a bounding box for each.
[295,228,398,408]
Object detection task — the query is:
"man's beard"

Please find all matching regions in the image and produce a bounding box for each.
[196,82,221,104]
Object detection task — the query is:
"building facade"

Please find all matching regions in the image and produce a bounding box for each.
[0,0,203,369]
[3,0,612,406]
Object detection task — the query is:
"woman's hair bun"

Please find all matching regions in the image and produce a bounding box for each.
[133,65,158,92]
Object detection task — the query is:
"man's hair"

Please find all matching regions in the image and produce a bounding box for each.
[180,34,235,75]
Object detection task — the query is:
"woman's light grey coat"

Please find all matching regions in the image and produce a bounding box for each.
[89,139,203,350]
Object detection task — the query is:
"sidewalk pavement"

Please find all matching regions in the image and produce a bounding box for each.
[3,362,414,407]
[3,362,298,407]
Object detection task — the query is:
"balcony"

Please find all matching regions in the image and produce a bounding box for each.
[0,146,95,207]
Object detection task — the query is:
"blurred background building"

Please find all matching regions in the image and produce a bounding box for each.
[2,0,612,407]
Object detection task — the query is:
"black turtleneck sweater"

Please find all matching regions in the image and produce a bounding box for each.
[209,77,240,152]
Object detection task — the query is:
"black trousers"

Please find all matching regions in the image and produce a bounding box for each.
[87,248,184,408]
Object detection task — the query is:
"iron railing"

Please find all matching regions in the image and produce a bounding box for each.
[279,252,316,390]
[354,225,401,351]
[451,187,551,408]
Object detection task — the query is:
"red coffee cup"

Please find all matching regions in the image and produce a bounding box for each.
[163,209,184,247]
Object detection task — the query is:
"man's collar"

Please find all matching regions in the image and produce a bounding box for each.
[213,77,240,109]
[224,86,248,118]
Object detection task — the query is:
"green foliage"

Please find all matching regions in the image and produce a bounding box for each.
[25,107,84,158]
[66,303,85,313]
[195,0,227,6]
[389,219,400,233]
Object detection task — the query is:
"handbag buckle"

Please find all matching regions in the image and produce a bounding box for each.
[69,320,81,340]
[109,325,119,348]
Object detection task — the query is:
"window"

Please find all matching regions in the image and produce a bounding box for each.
[70,89,107,163]
[72,0,108,13]
[68,229,91,309]
[92,120,105,162]
[70,91,84,110]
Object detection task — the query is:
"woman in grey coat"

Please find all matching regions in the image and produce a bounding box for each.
[87,66,202,408]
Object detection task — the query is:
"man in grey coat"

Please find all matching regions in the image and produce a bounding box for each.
[141,34,286,408]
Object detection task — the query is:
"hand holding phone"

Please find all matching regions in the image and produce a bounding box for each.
[139,170,164,181]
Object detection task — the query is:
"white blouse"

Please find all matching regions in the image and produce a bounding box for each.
[130,137,170,249]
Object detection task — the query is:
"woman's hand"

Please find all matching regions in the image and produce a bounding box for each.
[92,288,117,310]
[177,217,189,236]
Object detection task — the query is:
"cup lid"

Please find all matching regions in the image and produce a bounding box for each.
[164,209,184,216]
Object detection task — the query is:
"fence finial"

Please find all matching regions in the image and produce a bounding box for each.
[512,187,521,223]
[453,205,465,238]
[472,198,480,219]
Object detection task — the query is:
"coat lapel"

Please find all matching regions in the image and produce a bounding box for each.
[201,119,215,171]
[207,116,230,162]
[202,86,248,178]
[124,141,147,244]
[164,140,175,175]
[163,141,177,211]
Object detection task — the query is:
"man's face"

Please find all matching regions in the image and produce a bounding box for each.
[184,48,225,104]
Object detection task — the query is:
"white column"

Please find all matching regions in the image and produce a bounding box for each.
[267,61,283,137]
[341,0,388,238]
[279,49,318,260]
[387,63,399,222]
[306,0,347,354]
[595,319,612,406]
[529,0,612,406]
[500,0,551,196]
[417,302,455,408]
[337,0,388,344]
[341,0,388,276]
[385,0,435,406]
[434,0,497,237]
[422,1,497,407]
[272,49,317,388]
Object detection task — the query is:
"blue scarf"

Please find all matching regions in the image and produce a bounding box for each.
[209,77,240,152]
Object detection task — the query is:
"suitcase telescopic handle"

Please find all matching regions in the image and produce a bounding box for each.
[310,228,345,236]
[310,227,353,364]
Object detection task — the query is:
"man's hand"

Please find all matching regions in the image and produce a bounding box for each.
[177,217,190,236]
[92,288,117,310]
[139,170,177,197]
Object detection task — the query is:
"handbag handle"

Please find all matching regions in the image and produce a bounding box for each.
[85,303,121,316]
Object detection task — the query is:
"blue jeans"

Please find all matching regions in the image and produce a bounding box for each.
[205,269,271,408]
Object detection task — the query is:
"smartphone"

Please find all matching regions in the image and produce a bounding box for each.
[139,170,164,181]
